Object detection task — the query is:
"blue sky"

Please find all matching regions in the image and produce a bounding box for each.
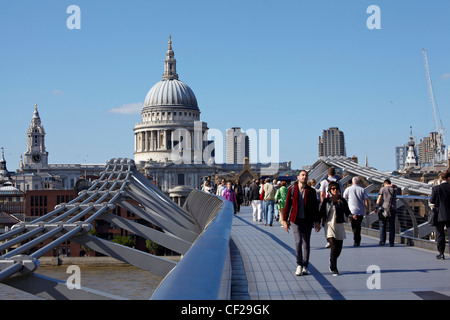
[1,0,449,172]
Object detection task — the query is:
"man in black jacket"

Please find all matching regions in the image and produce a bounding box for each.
[430,170,450,260]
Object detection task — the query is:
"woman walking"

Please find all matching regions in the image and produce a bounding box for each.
[319,181,351,276]
[222,180,238,214]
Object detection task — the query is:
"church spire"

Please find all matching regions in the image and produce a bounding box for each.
[163,35,179,80]
[32,104,42,126]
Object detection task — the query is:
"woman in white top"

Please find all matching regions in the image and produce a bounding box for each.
[319,181,351,276]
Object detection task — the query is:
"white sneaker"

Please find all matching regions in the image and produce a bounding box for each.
[301,267,309,275]
[295,265,302,276]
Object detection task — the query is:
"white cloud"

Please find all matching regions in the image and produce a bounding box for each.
[52,89,65,96]
[109,102,143,115]
[440,73,450,80]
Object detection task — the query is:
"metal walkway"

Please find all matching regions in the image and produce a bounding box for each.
[231,206,450,300]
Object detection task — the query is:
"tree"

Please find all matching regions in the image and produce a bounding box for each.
[112,235,135,248]
[146,239,164,255]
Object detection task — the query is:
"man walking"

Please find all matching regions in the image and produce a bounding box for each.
[319,167,343,202]
[216,178,226,197]
[374,179,398,247]
[430,170,450,260]
[343,177,370,246]
[263,178,276,226]
[283,170,321,276]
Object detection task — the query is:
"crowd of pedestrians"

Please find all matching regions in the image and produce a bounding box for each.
[200,168,450,276]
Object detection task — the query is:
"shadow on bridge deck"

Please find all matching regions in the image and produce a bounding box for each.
[230,206,450,300]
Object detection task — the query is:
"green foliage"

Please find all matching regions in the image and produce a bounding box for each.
[112,235,135,248]
[146,239,163,255]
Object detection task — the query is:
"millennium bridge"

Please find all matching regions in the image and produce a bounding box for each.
[0,157,449,300]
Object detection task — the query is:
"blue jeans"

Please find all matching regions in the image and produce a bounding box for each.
[263,200,274,226]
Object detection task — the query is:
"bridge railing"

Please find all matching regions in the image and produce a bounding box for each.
[151,190,234,300]
[345,194,445,251]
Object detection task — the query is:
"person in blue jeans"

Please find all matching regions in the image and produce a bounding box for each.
[262,178,275,226]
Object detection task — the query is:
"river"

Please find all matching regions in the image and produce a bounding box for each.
[0,265,163,300]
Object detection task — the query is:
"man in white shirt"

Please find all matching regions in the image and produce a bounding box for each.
[343,177,370,246]
[319,167,343,202]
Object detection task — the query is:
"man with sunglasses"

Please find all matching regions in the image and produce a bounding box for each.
[320,181,351,276]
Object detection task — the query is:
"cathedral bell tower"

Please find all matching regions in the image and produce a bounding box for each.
[23,104,49,169]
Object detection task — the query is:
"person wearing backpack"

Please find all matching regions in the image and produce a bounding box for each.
[374,179,398,247]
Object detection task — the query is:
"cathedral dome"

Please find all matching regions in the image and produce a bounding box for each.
[144,79,198,110]
[143,36,198,111]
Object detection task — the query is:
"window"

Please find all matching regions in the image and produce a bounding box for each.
[178,174,185,185]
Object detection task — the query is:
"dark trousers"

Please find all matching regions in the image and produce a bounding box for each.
[435,221,450,255]
[379,210,396,245]
[351,215,364,245]
[292,220,313,268]
[328,237,343,271]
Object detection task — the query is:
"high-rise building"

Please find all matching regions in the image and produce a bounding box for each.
[418,132,440,167]
[395,145,407,172]
[226,127,250,164]
[318,127,346,157]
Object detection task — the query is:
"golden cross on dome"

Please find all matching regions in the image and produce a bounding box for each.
[168,35,172,50]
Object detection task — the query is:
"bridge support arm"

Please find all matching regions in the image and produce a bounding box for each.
[71,234,176,277]
[99,212,192,255]
[2,273,126,300]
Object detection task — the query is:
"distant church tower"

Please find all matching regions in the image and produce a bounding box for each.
[23,104,49,169]
[403,126,420,172]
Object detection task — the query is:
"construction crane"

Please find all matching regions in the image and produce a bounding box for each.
[422,48,446,163]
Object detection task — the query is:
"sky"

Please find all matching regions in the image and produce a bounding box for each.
[1,0,449,173]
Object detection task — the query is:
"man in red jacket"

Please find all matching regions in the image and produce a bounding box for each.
[283,170,321,276]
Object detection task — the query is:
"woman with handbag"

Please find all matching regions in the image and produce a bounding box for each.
[319,181,351,276]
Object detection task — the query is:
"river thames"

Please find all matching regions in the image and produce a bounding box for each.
[0,265,163,300]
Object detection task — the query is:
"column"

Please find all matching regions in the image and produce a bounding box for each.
[144,131,148,151]
[157,130,160,150]
[150,131,154,151]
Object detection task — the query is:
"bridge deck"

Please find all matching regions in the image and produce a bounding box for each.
[230,206,450,300]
